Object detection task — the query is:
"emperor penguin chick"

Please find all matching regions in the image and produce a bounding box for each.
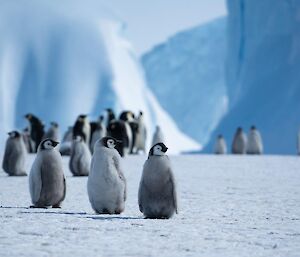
[2,131,27,176]
[214,134,227,154]
[69,136,91,176]
[138,143,178,219]
[231,127,247,154]
[43,122,60,142]
[29,139,66,208]
[87,137,126,214]
[152,126,165,146]
[246,126,263,155]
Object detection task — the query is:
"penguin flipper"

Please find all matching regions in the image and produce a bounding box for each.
[168,168,178,214]
[2,143,12,174]
[29,164,42,204]
[138,180,145,213]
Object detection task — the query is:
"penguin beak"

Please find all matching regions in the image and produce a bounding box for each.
[162,146,168,153]
[7,132,11,136]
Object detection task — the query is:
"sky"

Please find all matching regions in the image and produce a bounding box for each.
[103,0,227,56]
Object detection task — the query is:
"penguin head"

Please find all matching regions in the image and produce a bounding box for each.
[100,136,121,149]
[8,131,21,138]
[40,139,59,150]
[24,113,33,120]
[218,134,223,139]
[74,135,84,142]
[50,122,59,128]
[78,114,87,122]
[250,125,256,130]
[237,127,243,133]
[99,115,104,122]
[149,143,168,157]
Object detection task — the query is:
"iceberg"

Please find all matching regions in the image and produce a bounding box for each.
[206,0,300,154]
[142,18,228,146]
[0,0,200,153]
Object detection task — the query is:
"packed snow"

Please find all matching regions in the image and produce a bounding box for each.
[0,0,199,153]
[0,153,300,256]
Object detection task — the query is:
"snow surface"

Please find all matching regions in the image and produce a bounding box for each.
[1,153,300,256]
[206,0,300,154]
[142,18,228,146]
[0,0,200,153]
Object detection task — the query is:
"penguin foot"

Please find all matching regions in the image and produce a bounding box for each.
[52,204,61,208]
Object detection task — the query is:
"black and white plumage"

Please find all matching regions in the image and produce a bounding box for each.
[231,127,247,154]
[73,114,91,145]
[43,122,60,142]
[152,125,165,146]
[69,136,91,176]
[214,134,227,154]
[135,111,147,154]
[90,116,106,153]
[246,126,263,155]
[88,136,126,214]
[107,120,131,157]
[105,108,116,128]
[2,131,27,176]
[25,113,45,152]
[29,139,66,208]
[138,143,178,219]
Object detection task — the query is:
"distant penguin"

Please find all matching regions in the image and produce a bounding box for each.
[152,126,165,146]
[214,134,227,154]
[22,127,35,153]
[87,136,126,214]
[138,143,177,219]
[107,120,130,157]
[246,126,263,155]
[59,126,73,156]
[2,131,27,176]
[119,111,135,154]
[29,139,66,208]
[106,108,116,128]
[232,127,247,154]
[25,113,45,152]
[90,116,107,153]
[73,114,91,145]
[298,130,300,155]
[135,111,147,154]
[43,122,60,142]
[69,136,91,176]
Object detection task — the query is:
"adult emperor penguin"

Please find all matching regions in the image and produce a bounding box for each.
[73,114,91,145]
[214,134,227,154]
[152,125,165,146]
[246,126,263,155]
[69,136,91,176]
[25,113,45,152]
[106,108,116,128]
[29,139,66,208]
[231,127,247,154]
[87,136,126,214]
[135,111,147,154]
[43,122,60,142]
[90,115,106,153]
[107,120,131,157]
[2,131,27,176]
[138,143,178,219]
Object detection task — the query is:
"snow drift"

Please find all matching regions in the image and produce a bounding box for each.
[205,0,300,154]
[142,18,228,146]
[0,0,200,153]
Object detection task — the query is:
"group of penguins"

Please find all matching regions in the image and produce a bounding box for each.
[214,126,264,155]
[2,109,177,219]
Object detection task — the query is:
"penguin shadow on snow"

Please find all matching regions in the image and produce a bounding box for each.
[84,215,144,221]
